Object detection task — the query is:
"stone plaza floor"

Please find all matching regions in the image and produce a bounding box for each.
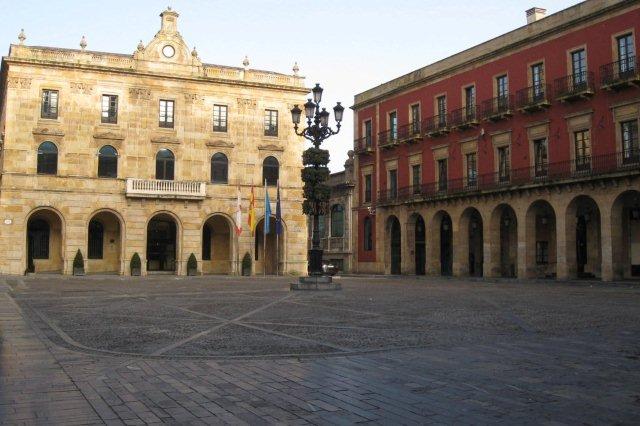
[1,275,639,425]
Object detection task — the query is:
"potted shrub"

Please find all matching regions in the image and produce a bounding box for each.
[73,249,85,276]
[241,252,252,276]
[187,253,198,276]
[130,253,141,276]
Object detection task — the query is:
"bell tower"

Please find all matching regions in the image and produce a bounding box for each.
[160,7,179,33]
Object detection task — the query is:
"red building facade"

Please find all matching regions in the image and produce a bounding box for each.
[352,0,640,281]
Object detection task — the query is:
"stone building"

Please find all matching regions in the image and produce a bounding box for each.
[352,0,640,281]
[307,151,355,273]
[0,8,309,276]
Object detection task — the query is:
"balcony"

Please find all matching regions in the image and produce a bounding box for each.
[423,115,450,137]
[481,95,513,121]
[516,84,551,113]
[125,178,207,200]
[378,129,399,149]
[321,237,349,252]
[354,135,374,155]
[601,56,640,90]
[449,106,479,130]
[375,150,639,207]
[397,122,422,144]
[554,71,595,102]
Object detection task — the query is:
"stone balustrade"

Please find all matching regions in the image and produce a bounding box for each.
[125,178,206,200]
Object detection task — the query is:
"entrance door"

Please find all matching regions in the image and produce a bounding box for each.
[390,219,401,274]
[440,216,452,276]
[415,217,426,275]
[147,218,177,272]
[576,215,587,276]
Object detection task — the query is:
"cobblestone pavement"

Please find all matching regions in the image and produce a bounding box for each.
[1,275,640,425]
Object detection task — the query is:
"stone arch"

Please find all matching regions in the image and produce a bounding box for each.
[146,211,182,274]
[565,195,601,279]
[25,206,65,274]
[255,215,287,275]
[489,204,518,278]
[525,200,557,279]
[459,207,484,277]
[384,215,402,275]
[428,210,453,276]
[86,208,125,275]
[202,213,238,275]
[611,190,640,279]
[406,213,426,275]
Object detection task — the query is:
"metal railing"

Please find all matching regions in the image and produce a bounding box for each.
[376,150,640,205]
[554,71,595,99]
[397,121,422,141]
[515,84,551,110]
[354,134,373,153]
[601,56,639,87]
[481,95,514,120]
[449,106,479,128]
[378,129,398,148]
[423,114,449,136]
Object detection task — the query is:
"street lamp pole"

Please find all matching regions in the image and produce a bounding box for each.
[291,83,344,276]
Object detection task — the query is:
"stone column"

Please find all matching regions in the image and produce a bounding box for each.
[600,210,614,282]
[483,217,496,278]
[555,211,569,280]
[517,213,528,279]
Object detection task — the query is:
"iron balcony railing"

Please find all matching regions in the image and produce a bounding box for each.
[397,121,422,142]
[449,105,479,129]
[378,129,398,148]
[423,114,450,136]
[515,84,551,111]
[376,150,640,205]
[554,71,595,100]
[600,56,639,88]
[481,95,514,121]
[354,134,374,154]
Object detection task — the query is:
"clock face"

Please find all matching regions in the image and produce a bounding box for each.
[162,45,175,58]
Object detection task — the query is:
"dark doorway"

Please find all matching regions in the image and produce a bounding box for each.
[576,215,588,277]
[390,217,401,274]
[415,216,426,275]
[147,217,177,272]
[440,215,452,276]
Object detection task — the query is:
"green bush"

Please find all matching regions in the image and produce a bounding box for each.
[130,253,141,271]
[73,249,84,269]
[187,253,198,271]
[302,148,330,166]
[241,252,252,276]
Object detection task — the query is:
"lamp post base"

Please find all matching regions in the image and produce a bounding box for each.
[308,248,324,276]
[290,275,341,291]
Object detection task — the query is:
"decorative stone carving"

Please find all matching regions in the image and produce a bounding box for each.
[70,82,93,94]
[184,93,204,104]
[18,29,26,45]
[129,87,152,100]
[32,127,65,137]
[258,144,284,152]
[8,77,31,89]
[150,135,180,144]
[237,98,256,111]
[293,62,299,76]
[93,131,125,141]
[243,55,250,69]
[80,35,87,51]
[205,140,234,148]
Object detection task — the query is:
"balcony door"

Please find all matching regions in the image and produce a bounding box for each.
[156,149,175,180]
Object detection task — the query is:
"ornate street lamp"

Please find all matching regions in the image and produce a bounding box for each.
[291,83,343,278]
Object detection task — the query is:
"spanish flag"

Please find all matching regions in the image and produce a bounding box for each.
[248,185,256,235]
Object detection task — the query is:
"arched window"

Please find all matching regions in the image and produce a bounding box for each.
[98,145,118,178]
[156,149,175,180]
[28,219,50,259]
[37,141,58,175]
[211,153,228,184]
[262,156,279,186]
[88,220,104,259]
[363,217,373,251]
[331,204,345,237]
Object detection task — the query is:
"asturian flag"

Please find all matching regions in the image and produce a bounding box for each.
[235,187,242,236]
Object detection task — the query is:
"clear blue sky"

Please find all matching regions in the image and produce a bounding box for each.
[1,0,582,171]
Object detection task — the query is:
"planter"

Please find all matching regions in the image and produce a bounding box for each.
[131,267,141,276]
[73,267,85,276]
[187,268,198,276]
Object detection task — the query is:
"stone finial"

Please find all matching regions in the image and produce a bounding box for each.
[242,55,249,69]
[191,46,198,58]
[292,61,300,76]
[167,6,172,11]
[137,40,145,51]
[80,35,87,50]
[18,29,26,45]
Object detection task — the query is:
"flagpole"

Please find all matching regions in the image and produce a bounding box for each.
[276,180,279,276]
[263,179,267,277]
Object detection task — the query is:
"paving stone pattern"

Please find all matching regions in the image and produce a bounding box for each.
[1,275,640,424]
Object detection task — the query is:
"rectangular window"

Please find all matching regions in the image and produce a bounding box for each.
[464,86,475,119]
[466,153,477,187]
[498,146,510,182]
[213,104,228,132]
[159,99,174,128]
[621,120,639,164]
[411,104,420,133]
[617,34,635,72]
[101,94,118,124]
[438,159,447,191]
[412,164,421,194]
[534,138,548,177]
[571,49,587,84]
[264,109,278,136]
[574,130,591,172]
[364,174,372,203]
[437,95,447,126]
[536,241,549,265]
[388,169,397,198]
[389,111,397,140]
[364,120,372,147]
[531,63,544,100]
[41,89,59,119]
